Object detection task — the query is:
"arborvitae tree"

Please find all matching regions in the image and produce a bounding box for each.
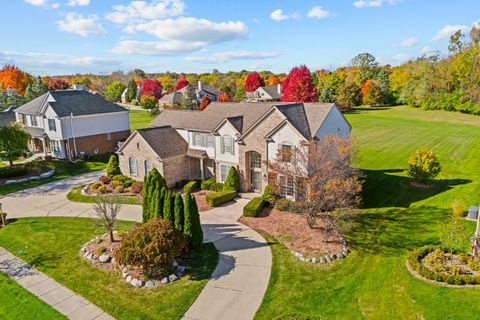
[190,194,203,248]
[183,192,203,249]
[141,168,167,222]
[163,190,174,224]
[181,85,198,110]
[159,187,166,219]
[106,154,121,177]
[126,79,136,102]
[224,166,240,192]
[142,175,149,222]
[150,188,161,219]
[174,192,184,232]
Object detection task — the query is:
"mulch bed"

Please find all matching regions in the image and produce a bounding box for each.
[82,233,122,272]
[192,190,214,212]
[240,208,342,257]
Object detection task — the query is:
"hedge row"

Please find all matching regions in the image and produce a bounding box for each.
[243,197,265,217]
[183,180,200,194]
[0,166,28,179]
[206,189,237,207]
[408,246,480,285]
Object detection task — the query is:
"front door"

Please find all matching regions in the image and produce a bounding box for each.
[251,170,261,192]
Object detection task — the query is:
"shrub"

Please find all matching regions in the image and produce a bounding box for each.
[468,259,480,272]
[98,185,107,194]
[201,177,216,190]
[224,167,240,192]
[451,199,466,218]
[183,192,203,248]
[112,174,128,183]
[115,218,187,278]
[163,190,174,225]
[206,189,237,207]
[210,182,224,192]
[174,179,190,189]
[0,165,28,179]
[131,181,143,194]
[407,149,441,183]
[96,245,107,255]
[449,265,463,276]
[183,180,199,194]
[91,182,102,190]
[99,175,111,185]
[174,193,184,232]
[123,179,134,187]
[142,168,167,222]
[106,154,121,177]
[458,252,470,264]
[262,184,278,206]
[140,95,158,109]
[275,198,292,212]
[243,197,265,217]
[110,180,122,189]
[131,99,138,106]
[113,185,124,194]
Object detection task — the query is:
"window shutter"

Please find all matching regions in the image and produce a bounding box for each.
[220,137,224,154]
[231,137,235,155]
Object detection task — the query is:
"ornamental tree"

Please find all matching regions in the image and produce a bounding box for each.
[224,167,240,192]
[244,72,265,92]
[105,81,126,102]
[142,168,166,222]
[125,79,137,102]
[199,95,211,111]
[106,155,121,177]
[174,192,184,232]
[0,65,31,95]
[281,66,317,102]
[141,79,163,100]
[47,78,69,90]
[0,124,31,166]
[175,77,189,91]
[407,149,442,183]
[163,190,174,225]
[217,92,232,102]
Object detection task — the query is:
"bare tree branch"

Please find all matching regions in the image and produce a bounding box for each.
[92,195,123,242]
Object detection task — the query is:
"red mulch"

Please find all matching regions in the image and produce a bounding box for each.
[192,190,214,212]
[240,208,342,256]
[84,233,122,272]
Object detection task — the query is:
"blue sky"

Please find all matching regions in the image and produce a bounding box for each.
[1,0,480,75]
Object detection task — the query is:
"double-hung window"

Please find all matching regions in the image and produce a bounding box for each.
[144,160,153,176]
[29,115,38,127]
[129,157,137,177]
[220,165,230,182]
[221,136,234,155]
[279,175,294,197]
[192,132,214,148]
[48,119,56,132]
[278,144,293,162]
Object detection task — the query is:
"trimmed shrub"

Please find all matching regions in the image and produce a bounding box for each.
[131,181,143,194]
[0,166,28,179]
[206,189,237,207]
[407,149,441,183]
[142,168,167,222]
[210,182,224,192]
[115,218,187,278]
[224,167,240,192]
[183,180,199,194]
[275,198,292,212]
[106,154,121,177]
[91,182,102,190]
[174,179,190,189]
[163,190,174,225]
[243,197,265,217]
[262,184,278,206]
[201,177,216,190]
[174,193,184,232]
[131,99,138,106]
[124,179,135,187]
[110,180,122,189]
[112,174,129,183]
[98,185,107,194]
[183,192,203,248]
[99,175,111,185]
[114,185,124,193]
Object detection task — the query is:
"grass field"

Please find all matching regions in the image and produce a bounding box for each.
[255,106,480,319]
[0,273,65,320]
[129,109,154,131]
[0,217,217,320]
[67,186,142,205]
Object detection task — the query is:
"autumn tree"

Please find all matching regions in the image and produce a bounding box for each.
[267,75,282,86]
[71,76,91,88]
[157,75,174,92]
[268,135,362,241]
[175,76,189,91]
[199,95,211,111]
[244,72,265,92]
[0,65,31,95]
[181,85,198,110]
[336,80,361,111]
[141,79,163,100]
[407,149,441,184]
[47,78,69,90]
[217,92,232,102]
[362,80,384,106]
[281,66,317,102]
[351,53,379,84]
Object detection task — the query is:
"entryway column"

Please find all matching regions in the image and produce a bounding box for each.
[42,137,48,157]
[200,158,205,180]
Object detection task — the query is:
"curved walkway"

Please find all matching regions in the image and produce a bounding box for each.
[0,172,272,320]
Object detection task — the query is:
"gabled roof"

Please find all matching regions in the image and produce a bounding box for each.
[303,103,337,136]
[178,82,222,95]
[15,90,128,117]
[275,103,311,139]
[159,92,182,104]
[0,107,16,127]
[258,85,281,100]
[123,126,187,160]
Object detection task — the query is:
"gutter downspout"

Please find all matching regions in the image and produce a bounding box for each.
[70,113,77,159]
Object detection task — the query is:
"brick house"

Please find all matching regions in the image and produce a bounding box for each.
[118,102,351,195]
[15,90,130,160]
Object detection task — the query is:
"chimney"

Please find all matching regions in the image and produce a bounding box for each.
[277,83,282,95]
[198,80,202,91]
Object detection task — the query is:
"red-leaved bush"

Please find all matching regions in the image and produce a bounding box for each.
[244,72,265,92]
[141,79,163,100]
[175,77,189,91]
[217,92,232,102]
[199,95,211,111]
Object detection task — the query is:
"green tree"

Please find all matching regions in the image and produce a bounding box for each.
[351,53,379,84]
[183,192,203,248]
[140,95,158,109]
[335,80,361,111]
[439,217,469,263]
[407,149,442,183]
[141,168,166,222]
[224,166,240,192]
[448,30,465,54]
[174,192,184,232]
[105,154,121,177]
[181,85,198,110]
[0,124,31,166]
[163,190,174,225]
[105,81,126,102]
[125,79,136,102]
[235,86,245,102]
[363,81,385,107]
[25,77,48,101]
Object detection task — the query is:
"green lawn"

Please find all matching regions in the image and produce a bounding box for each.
[67,186,142,205]
[0,217,217,320]
[0,160,106,196]
[130,109,154,131]
[255,106,480,319]
[0,273,65,320]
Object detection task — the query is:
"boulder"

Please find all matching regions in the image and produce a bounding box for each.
[325,255,331,263]
[40,170,55,179]
[161,277,170,284]
[99,254,111,263]
[176,265,186,274]
[293,251,304,259]
[131,278,143,287]
[145,280,155,288]
[168,274,178,282]
[319,257,326,263]
[311,258,319,263]
[4,180,18,185]
[336,253,345,259]
[126,275,132,283]
[28,176,41,181]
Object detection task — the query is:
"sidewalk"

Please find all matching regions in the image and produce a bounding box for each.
[0,247,113,320]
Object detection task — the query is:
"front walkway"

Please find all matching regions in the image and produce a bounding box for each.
[0,247,113,320]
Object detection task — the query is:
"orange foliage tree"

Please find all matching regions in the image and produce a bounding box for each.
[361,79,375,96]
[199,95,211,111]
[217,92,232,102]
[0,65,31,95]
[267,75,282,86]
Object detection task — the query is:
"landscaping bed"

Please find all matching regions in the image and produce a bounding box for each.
[191,190,214,212]
[67,186,141,205]
[77,174,143,203]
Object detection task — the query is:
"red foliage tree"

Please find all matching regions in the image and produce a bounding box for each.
[199,95,211,111]
[244,72,265,92]
[0,65,31,95]
[361,79,375,96]
[175,77,189,91]
[141,79,163,100]
[217,92,232,102]
[48,78,69,90]
[281,66,317,102]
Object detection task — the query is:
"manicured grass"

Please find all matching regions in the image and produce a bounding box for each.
[67,186,142,205]
[0,273,65,320]
[255,106,480,319]
[0,217,218,320]
[0,160,106,196]
[130,109,154,131]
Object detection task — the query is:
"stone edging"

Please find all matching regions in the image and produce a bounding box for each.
[80,235,186,288]
[291,235,349,263]
[405,260,480,288]
[4,170,55,185]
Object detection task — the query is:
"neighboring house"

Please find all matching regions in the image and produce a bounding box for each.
[118,102,351,196]
[158,92,183,109]
[178,81,222,102]
[253,84,282,102]
[0,107,16,127]
[15,90,130,160]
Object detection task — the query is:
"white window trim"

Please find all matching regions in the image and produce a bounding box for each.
[221,135,234,155]
[220,164,230,182]
[129,157,137,177]
[144,160,152,176]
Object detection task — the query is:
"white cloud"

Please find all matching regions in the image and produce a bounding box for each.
[270,9,289,21]
[24,0,48,6]
[67,0,90,6]
[112,40,205,55]
[353,0,383,8]
[420,46,437,55]
[57,12,106,36]
[394,37,419,48]
[432,24,469,42]
[185,51,280,64]
[392,53,411,63]
[307,6,330,19]
[124,17,248,44]
[51,2,60,8]
[106,0,185,24]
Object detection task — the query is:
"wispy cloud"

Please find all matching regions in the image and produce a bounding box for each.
[270,9,300,21]
[432,24,469,42]
[67,0,90,7]
[24,0,48,6]
[185,51,280,64]
[394,37,419,48]
[307,6,330,19]
[57,12,106,36]
[353,0,400,8]
[106,0,185,24]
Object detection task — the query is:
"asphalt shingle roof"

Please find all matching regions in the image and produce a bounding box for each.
[136,126,187,159]
[0,107,16,127]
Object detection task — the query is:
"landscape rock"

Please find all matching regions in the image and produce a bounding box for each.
[337,253,345,259]
[28,176,41,181]
[40,170,55,179]
[319,257,326,263]
[145,281,155,288]
[325,255,331,262]
[126,275,132,283]
[99,254,111,263]
[168,274,178,282]
[122,271,129,279]
[311,258,319,263]
[4,180,17,185]
[161,277,170,284]
[176,265,186,273]
[293,251,304,258]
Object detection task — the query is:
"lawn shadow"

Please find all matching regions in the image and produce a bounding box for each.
[28,251,63,269]
[361,169,470,209]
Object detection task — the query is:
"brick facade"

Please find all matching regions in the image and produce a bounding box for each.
[66,130,130,158]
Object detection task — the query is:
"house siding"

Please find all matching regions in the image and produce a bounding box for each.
[67,130,130,159]
[267,123,306,162]
[215,122,239,164]
[119,133,163,181]
[314,107,351,138]
[61,111,130,139]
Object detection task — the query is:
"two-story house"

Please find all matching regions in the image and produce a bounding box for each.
[15,90,130,160]
[247,84,282,102]
[117,102,350,196]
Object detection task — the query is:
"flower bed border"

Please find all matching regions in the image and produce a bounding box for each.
[291,235,350,264]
